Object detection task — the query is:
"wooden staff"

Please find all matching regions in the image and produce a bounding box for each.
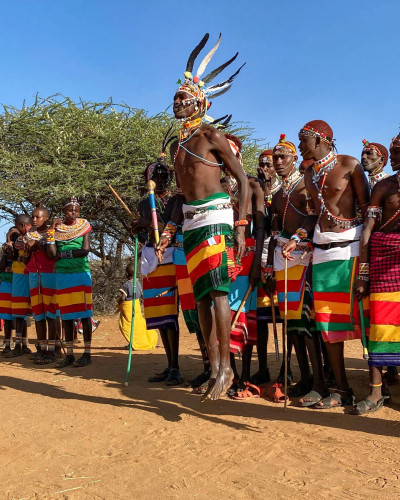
[146,180,160,244]
[358,300,369,360]
[106,182,135,220]
[269,292,280,361]
[283,257,288,410]
[156,286,178,298]
[231,284,253,330]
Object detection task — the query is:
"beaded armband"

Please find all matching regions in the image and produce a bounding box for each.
[367,206,382,219]
[161,221,178,242]
[46,229,55,245]
[358,275,370,282]
[290,227,307,244]
[61,250,74,259]
[234,220,249,227]
[358,262,370,281]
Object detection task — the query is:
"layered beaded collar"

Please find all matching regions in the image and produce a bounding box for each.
[313,151,337,181]
[179,117,202,139]
[369,170,389,189]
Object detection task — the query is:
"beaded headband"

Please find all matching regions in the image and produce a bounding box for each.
[273,134,297,156]
[63,197,80,209]
[299,126,334,146]
[362,139,383,157]
[176,33,245,124]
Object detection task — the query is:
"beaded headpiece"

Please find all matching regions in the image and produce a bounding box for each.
[63,197,80,209]
[273,134,297,156]
[145,125,177,183]
[362,139,388,166]
[299,120,334,147]
[390,133,400,149]
[176,33,245,124]
[259,149,273,163]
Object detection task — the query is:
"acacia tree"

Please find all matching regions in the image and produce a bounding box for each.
[0,94,265,311]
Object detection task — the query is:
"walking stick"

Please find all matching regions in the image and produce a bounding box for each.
[146,180,160,244]
[283,257,288,410]
[269,292,280,361]
[358,300,369,360]
[231,284,253,330]
[124,234,138,386]
[106,182,136,220]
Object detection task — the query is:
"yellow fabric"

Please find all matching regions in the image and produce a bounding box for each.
[313,300,350,315]
[57,290,93,307]
[186,236,225,275]
[370,324,400,342]
[370,291,400,302]
[275,265,305,281]
[117,299,158,350]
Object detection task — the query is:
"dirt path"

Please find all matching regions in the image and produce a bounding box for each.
[1,316,400,499]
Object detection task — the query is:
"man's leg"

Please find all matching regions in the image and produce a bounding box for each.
[6,317,27,357]
[148,328,173,382]
[197,294,219,400]
[74,317,92,367]
[206,291,234,401]
[2,320,12,354]
[56,320,75,367]
[46,318,57,362]
[250,318,270,385]
[240,345,253,384]
[165,326,183,385]
[299,334,328,405]
[277,333,293,384]
[34,319,47,361]
[288,334,313,397]
[316,341,353,407]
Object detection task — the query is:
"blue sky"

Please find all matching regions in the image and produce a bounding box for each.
[0,0,399,235]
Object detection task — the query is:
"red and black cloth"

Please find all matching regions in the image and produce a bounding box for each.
[370,232,400,293]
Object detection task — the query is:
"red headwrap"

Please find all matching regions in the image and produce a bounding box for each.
[362,140,388,166]
[259,149,273,159]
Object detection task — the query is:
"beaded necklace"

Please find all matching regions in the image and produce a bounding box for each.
[279,169,304,230]
[369,170,389,189]
[54,218,91,241]
[313,156,359,230]
[313,151,338,182]
[173,125,223,167]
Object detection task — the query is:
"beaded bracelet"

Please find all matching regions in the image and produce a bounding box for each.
[293,228,307,241]
[367,206,382,219]
[46,229,55,245]
[234,220,249,227]
[358,263,370,275]
[358,275,370,281]
[161,221,178,241]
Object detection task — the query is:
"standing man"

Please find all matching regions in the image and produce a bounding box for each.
[168,33,249,400]
[353,133,400,414]
[265,135,326,401]
[131,160,183,386]
[299,120,369,408]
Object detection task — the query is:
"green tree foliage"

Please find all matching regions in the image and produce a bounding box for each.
[0,94,264,261]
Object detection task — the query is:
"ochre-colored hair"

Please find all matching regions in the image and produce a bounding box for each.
[225,133,243,152]
[259,149,273,158]
[363,141,388,166]
[303,120,333,140]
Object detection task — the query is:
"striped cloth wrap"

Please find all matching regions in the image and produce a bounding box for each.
[368,232,400,366]
[182,193,237,302]
[274,232,314,336]
[312,225,366,343]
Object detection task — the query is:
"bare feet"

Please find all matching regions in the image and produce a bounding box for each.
[200,378,216,402]
[203,366,234,401]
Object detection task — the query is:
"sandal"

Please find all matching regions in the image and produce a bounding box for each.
[351,398,384,415]
[148,367,170,383]
[165,368,183,386]
[193,381,209,395]
[73,354,91,367]
[186,370,211,388]
[22,345,32,354]
[288,378,313,398]
[267,382,289,403]
[34,353,56,365]
[231,382,262,400]
[314,388,355,409]
[299,390,330,408]
[5,345,23,358]
[56,355,75,368]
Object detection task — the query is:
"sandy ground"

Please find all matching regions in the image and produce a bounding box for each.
[1,316,400,500]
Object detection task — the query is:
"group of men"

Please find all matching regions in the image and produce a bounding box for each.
[132,33,400,415]
[0,199,94,367]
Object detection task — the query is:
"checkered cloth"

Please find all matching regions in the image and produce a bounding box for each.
[370,232,400,293]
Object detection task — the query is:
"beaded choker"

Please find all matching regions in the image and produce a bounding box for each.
[313,151,337,180]
[369,170,389,189]
[180,117,202,139]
